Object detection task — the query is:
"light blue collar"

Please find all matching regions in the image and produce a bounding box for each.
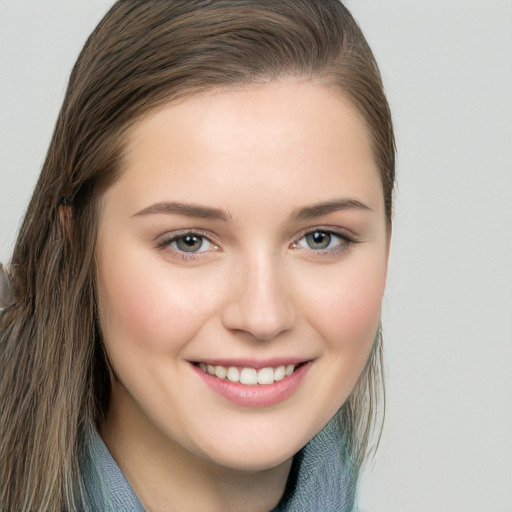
[82,415,357,511]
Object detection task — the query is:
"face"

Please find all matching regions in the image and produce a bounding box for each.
[96,81,389,472]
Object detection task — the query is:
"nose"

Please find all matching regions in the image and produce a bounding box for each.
[221,255,296,341]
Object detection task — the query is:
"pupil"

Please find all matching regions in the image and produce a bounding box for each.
[307,231,331,250]
[177,235,202,252]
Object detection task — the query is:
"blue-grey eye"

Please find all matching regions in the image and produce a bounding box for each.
[171,234,212,253]
[296,230,344,251]
[306,231,331,250]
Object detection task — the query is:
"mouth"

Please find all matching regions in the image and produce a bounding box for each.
[192,361,308,386]
[190,359,312,407]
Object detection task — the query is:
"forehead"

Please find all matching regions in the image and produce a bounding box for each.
[105,81,384,221]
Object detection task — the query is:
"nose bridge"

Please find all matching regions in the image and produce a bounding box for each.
[222,249,295,341]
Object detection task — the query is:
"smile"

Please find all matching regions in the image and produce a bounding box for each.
[197,362,298,385]
[191,360,312,407]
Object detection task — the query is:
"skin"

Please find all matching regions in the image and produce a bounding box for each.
[96,80,390,512]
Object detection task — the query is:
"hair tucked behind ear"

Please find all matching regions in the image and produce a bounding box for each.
[1,1,394,510]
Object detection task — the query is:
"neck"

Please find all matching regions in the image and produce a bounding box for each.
[100,384,292,512]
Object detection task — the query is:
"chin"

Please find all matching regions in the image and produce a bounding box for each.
[202,442,298,473]
[187,415,325,473]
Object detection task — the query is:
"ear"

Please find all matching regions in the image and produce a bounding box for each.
[58,204,73,238]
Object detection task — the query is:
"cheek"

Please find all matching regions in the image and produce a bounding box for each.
[301,255,387,354]
[96,245,215,356]
[339,271,384,339]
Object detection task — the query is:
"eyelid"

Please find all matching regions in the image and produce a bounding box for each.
[292,225,358,243]
[155,229,221,260]
[154,225,359,261]
[290,226,359,255]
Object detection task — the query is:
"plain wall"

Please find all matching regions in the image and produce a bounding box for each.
[1,2,511,511]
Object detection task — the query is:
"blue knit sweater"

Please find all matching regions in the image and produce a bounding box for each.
[81,415,358,511]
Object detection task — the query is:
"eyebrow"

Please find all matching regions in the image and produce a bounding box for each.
[133,198,371,223]
[133,201,232,222]
[290,198,373,221]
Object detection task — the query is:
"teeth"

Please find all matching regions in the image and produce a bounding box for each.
[214,365,227,379]
[274,365,286,381]
[226,367,240,382]
[240,368,258,385]
[198,363,299,385]
[257,367,274,385]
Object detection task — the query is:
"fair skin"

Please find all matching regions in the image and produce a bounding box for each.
[96,80,390,512]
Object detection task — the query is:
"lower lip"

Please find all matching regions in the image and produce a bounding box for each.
[191,363,312,407]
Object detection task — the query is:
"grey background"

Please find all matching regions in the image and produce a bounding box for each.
[1,1,511,511]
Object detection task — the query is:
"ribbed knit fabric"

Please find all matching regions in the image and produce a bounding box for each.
[82,431,145,512]
[272,416,357,512]
[82,415,357,512]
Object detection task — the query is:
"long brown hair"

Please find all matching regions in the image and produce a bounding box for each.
[0,1,395,510]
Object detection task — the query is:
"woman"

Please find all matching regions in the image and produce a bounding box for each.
[0,1,395,511]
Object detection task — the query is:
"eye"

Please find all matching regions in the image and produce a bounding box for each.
[303,231,336,250]
[156,230,219,257]
[171,233,212,253]
[292,228,355,254]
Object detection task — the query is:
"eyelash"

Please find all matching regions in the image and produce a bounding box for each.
[155,229,220,261]
[291,227,358,257]
[155,227,358,261]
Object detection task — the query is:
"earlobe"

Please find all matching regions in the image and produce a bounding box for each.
[58,205,73,238]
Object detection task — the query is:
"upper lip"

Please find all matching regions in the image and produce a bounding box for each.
[190,358,313,369]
